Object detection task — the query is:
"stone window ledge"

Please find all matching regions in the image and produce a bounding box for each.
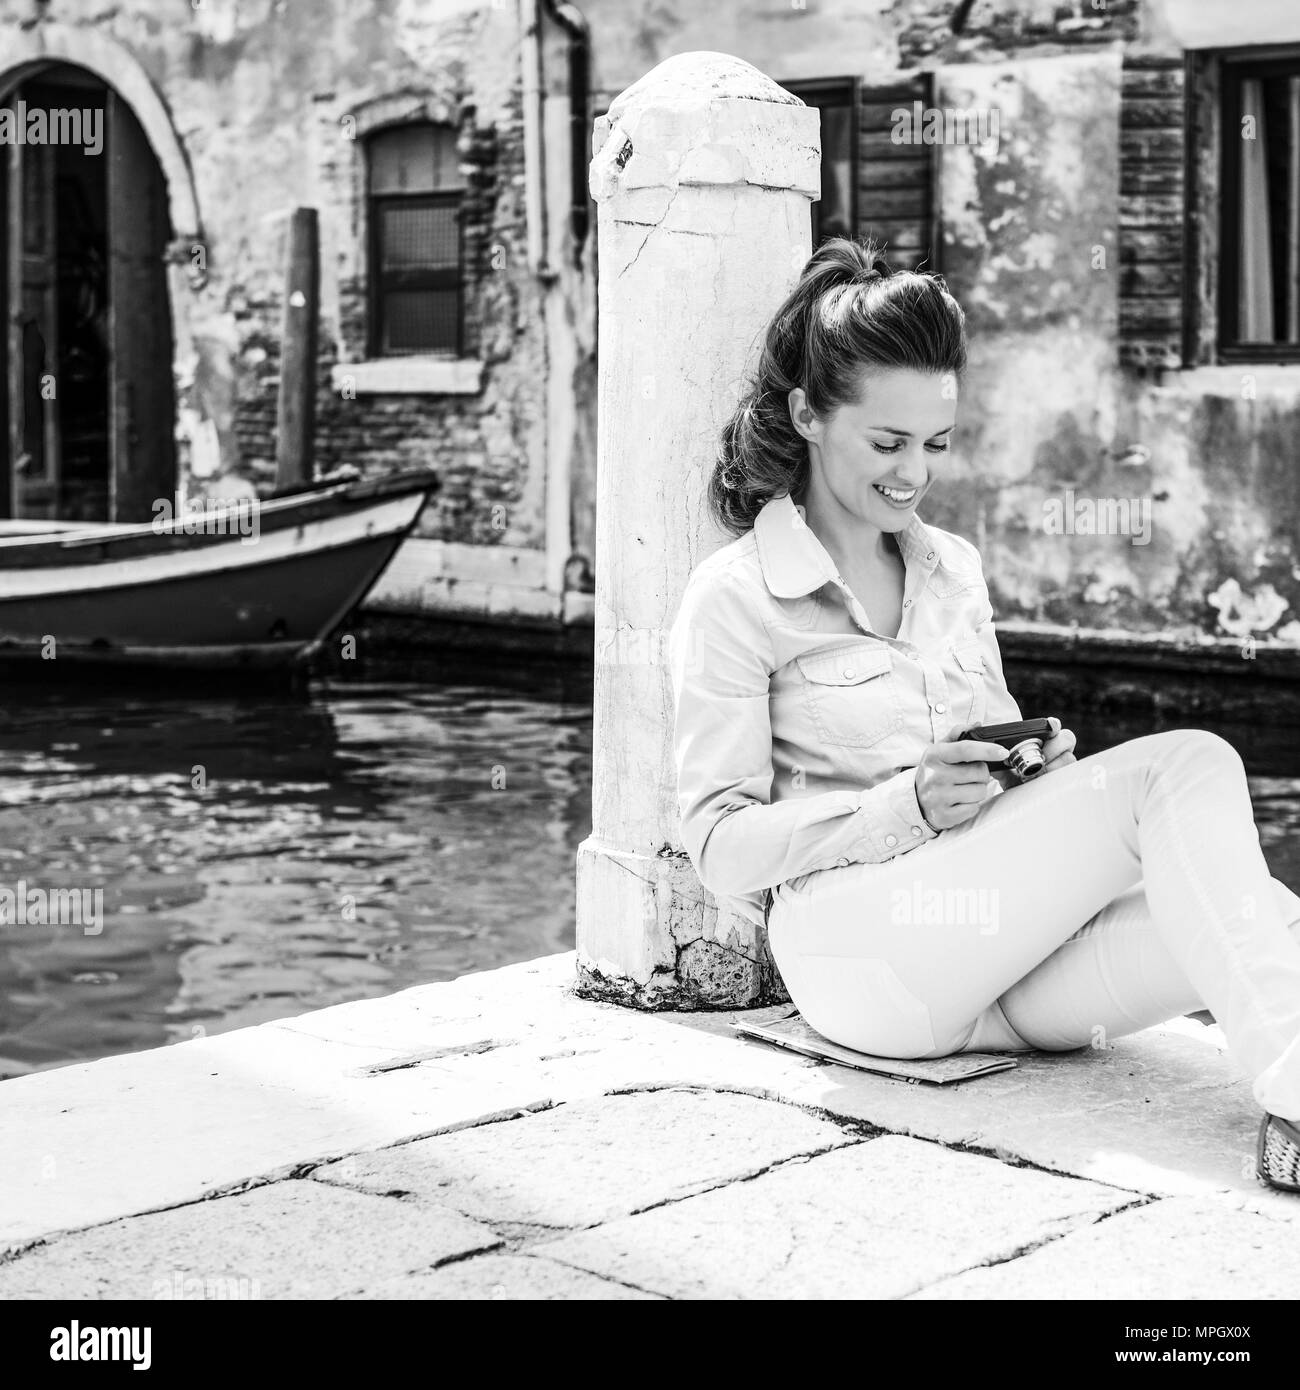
[1157,365,1300,401]
[330,357,484,395]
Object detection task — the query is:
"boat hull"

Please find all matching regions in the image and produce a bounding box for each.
[0,476,433,671]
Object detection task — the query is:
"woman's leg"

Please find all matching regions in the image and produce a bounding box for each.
[767,728,1300,1120]
[996,876,1300,1050]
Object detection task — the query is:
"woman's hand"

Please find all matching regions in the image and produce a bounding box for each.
[1041,717,1077,773]
[989,716,1077,788]
[915,735,1009,831]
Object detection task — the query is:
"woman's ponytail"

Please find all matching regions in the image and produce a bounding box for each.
[708,237,965,535]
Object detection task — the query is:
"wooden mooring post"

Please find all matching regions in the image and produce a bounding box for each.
[275,207,319,490]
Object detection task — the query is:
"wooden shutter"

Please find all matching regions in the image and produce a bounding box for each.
[784,78,858,247]
[1118,56,1187,370]
[857,75,938,272]
[5,117,60,520]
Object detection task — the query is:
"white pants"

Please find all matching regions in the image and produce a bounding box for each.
[767,729,1300,1122]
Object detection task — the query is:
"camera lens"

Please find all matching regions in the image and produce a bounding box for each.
[1006,738,1046,781]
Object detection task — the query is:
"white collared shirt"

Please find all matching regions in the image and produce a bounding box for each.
[666,491,1022,927]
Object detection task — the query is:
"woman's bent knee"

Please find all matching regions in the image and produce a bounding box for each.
[1149,727,1245,778]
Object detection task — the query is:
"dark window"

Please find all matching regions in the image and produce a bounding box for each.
[785,78,859,248]
[1219,52,1300,359]
[785,74,938,271]
[367,124,464,356]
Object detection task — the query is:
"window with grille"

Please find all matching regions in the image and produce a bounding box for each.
[1219,51,1300,358]
[367,123,464,356]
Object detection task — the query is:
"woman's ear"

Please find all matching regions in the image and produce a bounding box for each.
[788,387,818,443]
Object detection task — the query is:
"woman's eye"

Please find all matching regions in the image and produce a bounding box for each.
[870,440,951,455]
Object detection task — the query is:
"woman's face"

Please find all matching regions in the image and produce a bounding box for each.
[793,368,957,535]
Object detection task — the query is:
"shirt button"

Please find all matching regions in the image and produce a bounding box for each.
[934,702,947,714]
[842,667,855,678]
[926,551,935,561]
[903,600,912,607]
[836,856,850,868]
[911,825,923,837]
[885,834,898,847]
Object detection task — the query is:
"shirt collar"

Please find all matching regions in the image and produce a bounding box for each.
[753,492,943,600]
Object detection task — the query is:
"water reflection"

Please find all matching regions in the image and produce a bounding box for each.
[0,680,591,1075]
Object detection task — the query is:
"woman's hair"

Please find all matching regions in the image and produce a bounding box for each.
[708,237,967,535]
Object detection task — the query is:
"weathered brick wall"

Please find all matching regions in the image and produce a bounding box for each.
[893,0,1140,65]
[221,38,544,547]
[1117,56,1186,371]
[0,0,553,553]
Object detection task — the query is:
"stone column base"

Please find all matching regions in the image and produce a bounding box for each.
[574,837,788,1009]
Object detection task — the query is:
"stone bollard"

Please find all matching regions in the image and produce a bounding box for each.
[574,51,820,1009]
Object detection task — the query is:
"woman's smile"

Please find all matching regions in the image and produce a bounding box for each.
[872,481,923,508]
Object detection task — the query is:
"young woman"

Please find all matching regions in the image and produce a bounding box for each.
[666,236,1300,1193]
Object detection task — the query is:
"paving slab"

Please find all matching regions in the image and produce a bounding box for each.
[674,1011,1274,1203]
[0,1180,498,1301]
[910,1196,1300,1300]
[285,955,1279,1201]
[2,952,1289,1251]
[0,986,557,1250]
[351,1252,666,1300]
[537,1134,1135,1300]
[313,1087,858,1226]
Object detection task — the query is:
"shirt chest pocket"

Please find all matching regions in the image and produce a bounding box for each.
[950,637,988,728]
[795,645,903,749]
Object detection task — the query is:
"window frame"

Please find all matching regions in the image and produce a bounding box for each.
[781,75,860,250]
[365,125,466,360]
[1216,45,1300,364]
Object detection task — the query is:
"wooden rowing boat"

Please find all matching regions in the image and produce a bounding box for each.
[0,470,437,671]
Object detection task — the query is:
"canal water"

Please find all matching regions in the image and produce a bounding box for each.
[0,669,591,1077]
[1,667,1299,1077]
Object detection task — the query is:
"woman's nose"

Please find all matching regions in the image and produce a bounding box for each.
[893,453,928,486]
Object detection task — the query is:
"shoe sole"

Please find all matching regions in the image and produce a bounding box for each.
[1257,1113,1300,1192]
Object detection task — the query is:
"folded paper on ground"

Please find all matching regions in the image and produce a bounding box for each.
[732,1009,1019,1085]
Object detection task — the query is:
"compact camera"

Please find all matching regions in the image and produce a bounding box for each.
[957,718,1055,783]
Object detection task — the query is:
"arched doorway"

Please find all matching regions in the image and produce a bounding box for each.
[1,62,175,522]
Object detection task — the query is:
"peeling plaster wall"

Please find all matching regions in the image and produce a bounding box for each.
[925,52,1132,626]
[928,49,1300,642]
[0,0,554,551]
[1129,379,1300,642]
[579,0,1300,647]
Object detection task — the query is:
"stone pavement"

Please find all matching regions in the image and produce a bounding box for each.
[0,952,1296,1300]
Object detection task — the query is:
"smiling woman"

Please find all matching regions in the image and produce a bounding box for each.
[670,236,1300,1195]
[709,240,965,540]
